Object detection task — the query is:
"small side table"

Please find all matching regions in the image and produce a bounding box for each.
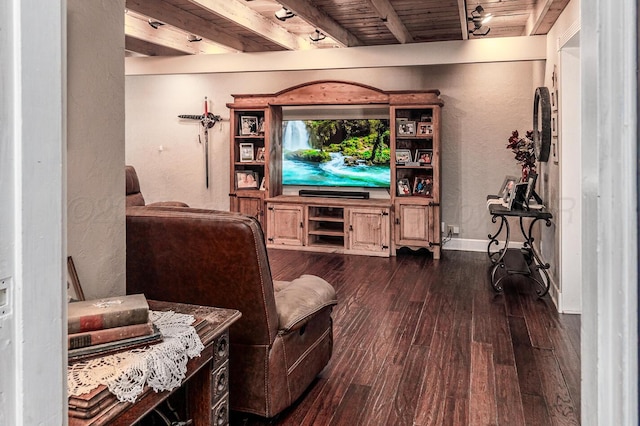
[487,203,553,297]
[68,300,241,426]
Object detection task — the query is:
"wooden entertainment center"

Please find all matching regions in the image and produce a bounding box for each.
[227,81,443,259]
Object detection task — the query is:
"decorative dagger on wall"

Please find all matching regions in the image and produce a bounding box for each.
[178,97,221,188]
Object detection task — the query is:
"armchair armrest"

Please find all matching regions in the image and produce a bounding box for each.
[146,201,189,207]
[273,275,337,333]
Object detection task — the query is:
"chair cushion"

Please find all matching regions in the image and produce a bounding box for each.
[273,275,337,333]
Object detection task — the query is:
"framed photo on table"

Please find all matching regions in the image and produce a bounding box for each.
[236,171,259,189]
[67,256,85,302]
[255,147,266,162]
[240,116,259,135]
[239,143,254,162]
[498,175,518,203]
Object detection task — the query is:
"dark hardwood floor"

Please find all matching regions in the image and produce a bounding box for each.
[231,249,580,426]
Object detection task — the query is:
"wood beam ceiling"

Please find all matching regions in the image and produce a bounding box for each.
[126,0,261,52]
[367,0,413,44]
[124,11,233,55]
[277,0,361,47]
[185,0,316,51]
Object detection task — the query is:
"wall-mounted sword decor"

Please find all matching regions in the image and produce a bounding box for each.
[178,97,222,188]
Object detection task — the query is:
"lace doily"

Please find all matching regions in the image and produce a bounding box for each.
[67,310,205,403]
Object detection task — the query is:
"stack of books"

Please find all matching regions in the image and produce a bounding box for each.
[68,294,161,362]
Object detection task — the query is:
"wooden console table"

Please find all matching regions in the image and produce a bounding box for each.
[487,203,553,297]
[68,300,241,426]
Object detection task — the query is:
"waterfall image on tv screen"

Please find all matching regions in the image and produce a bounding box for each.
[282,119,391,188]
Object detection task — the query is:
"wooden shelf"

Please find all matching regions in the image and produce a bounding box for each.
[309,216,344,223]
[395,165,434,170]
[308,230,344,237]
[234,135,264,139]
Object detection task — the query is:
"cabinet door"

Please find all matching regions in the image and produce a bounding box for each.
[266,204,304,246]
[236,195,264,224]
[395,203,433,246]
[347,208,390,253]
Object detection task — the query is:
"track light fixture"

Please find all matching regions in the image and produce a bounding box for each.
[309,29,326,42]
[187,34,202,42]
[468,4,491,36]
[275,7,295,21]
[148,19,165,29]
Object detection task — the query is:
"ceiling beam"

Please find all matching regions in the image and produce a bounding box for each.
[186,0,315,51]
[366,0,414,44]
[125,12,233,55]
[457,0,469,40]
[277,0,361,48]
[126,0,261,52]
[525,0,554,35]
[125,36,187,57]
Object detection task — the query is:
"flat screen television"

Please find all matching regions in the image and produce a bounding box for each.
[281,119,391,188]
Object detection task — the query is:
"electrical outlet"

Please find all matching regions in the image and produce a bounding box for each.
[447,225,454,235]
[453,226,460,234]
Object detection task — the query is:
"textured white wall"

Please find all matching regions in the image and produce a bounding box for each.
[126,62,541,241]
[67,0,125,298]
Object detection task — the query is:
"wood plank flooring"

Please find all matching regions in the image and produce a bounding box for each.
[230,249,580,426]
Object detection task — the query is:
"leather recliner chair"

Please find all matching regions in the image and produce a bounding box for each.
[125,165,189,208]
[126,207,337,418]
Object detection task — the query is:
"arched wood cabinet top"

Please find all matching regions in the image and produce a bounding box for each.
[226,80,443,108]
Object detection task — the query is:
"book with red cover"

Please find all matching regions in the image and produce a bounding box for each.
[68,324,162,362]
[68,294,149,334]
[68,321,154,350]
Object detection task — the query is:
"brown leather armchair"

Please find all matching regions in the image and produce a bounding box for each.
[126,207,337,418]
[125,165,189,208]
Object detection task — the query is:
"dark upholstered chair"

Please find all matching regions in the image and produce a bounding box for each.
[125,165,189,208]
[126,207,337,418]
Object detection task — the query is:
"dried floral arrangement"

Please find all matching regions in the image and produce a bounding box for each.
[507,130,536,179]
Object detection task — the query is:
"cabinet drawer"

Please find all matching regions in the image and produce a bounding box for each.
[213,331,229,365]
[212,393,229,426]
[211,360,229,406]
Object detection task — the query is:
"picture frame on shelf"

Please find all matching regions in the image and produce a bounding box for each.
[420,113,432,122]
[397,121,416,136]
[240,116,259,135]
[258,117,265,134]
[416,122,433,137]
[505,179,519,210]
[415,149,432,164]
[236,170,259,189]
[67,256,85,302]
[524,172,538,202]
[397,178,411,196]
[412,175,433,197]
[498,175,518,203]
[395,149,412,164]
[259,177,266,191]
[256,147,266,162]
[239,143,255,162]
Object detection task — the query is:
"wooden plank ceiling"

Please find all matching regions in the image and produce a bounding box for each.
[124,0,571,56]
